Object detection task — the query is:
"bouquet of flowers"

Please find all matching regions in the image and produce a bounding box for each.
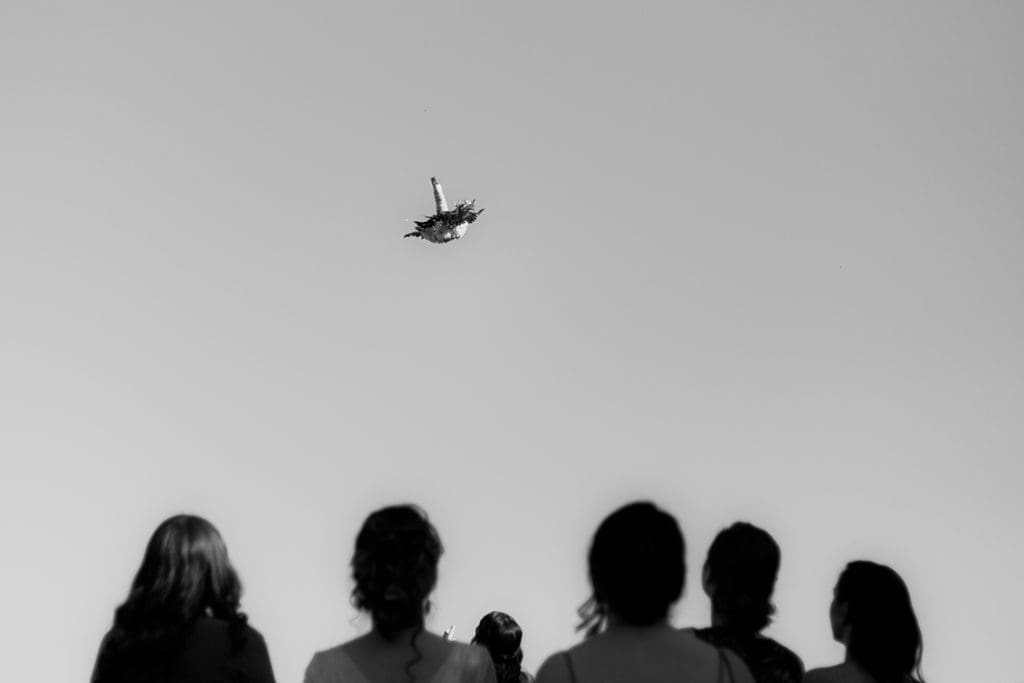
[404,177,485,244]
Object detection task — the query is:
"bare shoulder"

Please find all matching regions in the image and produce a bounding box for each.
[676,628,755,683]
[720,647,756,683]
[451,640,492,665]
[804,664,846,683]
[449,641,497,681]
[535,650,573,683]
[303,642,350,683]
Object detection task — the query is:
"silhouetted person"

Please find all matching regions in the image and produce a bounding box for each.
[805,561,925,683]
[694,522,803,683]
[536,501,754,683]
[304,504,497,683]
[91,514,276,683]
[472,612,535,683]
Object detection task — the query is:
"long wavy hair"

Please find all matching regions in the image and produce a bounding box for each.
[473,611,525,683]
[704,522,780,636]
[576,501,686,637]
[834,560,925,683]
[350,504,443,681]
[93,515,246,680]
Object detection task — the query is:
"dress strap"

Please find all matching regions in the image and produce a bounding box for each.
[563,652,579,683]
[718,648,735,683]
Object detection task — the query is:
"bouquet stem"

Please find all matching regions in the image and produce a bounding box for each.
[430,176,448,213]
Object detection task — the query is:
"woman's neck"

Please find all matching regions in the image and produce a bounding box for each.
[604,615,672,632]
[371,624,427,644]
[709,613,759,639]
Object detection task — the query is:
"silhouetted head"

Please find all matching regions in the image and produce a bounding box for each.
[97,515,245,676]
[121,514,242,628]
[472,611,525,683]
[703,522,780,636]
[831,561,924,683]
[577,501,686,636]
[351,504,443,641]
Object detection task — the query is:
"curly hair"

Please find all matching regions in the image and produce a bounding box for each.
[472,611,525,683]
[94,515,246,680]
[704,522,780,636]
[350,505,444,681]
[577,501,686,636]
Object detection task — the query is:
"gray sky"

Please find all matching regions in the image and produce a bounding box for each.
[2,2,1022,682]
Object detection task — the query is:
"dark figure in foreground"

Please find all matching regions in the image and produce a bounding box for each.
[304,504,496,683]
[536,501,754,683]
[695,522,804,683]
[91,514,276,683]
[805,561,925,683]
[404,177,484,244]
[472,612,535,683]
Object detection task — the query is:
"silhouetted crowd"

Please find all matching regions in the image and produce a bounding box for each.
[90,502,925,683]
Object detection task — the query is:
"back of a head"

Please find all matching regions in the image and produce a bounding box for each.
[704,522,780,636]
[835,561,924,683]
[351,504,444,641]
[579,501,686,635]
[120,514,243,629]
[473,611,525,683]
[98,515,244,678]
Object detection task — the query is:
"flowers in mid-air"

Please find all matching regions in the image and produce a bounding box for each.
[404,177,484,244]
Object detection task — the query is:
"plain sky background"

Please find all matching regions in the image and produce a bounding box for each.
[2,2,1022,682]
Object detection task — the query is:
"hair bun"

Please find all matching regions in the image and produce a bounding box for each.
[350,505,443,641]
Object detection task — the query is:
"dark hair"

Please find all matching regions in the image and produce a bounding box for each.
[704,522,780,636]
[473,611,525,683]
[350,504,443,681]
[94,515,246,679]
[577,501,686,636]
[834,560,925,683]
